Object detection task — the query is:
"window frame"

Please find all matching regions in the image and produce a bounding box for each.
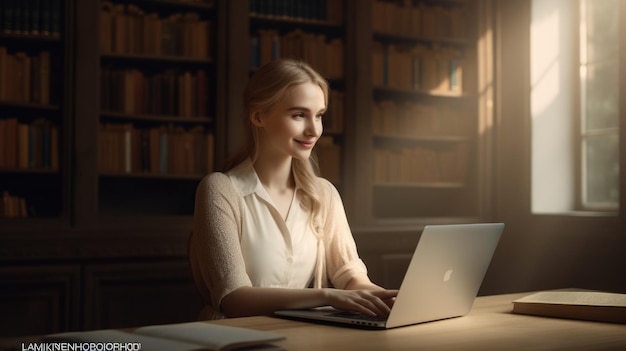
[574,0,621,212]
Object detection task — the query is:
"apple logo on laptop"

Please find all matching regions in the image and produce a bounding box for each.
[443,268,454,282]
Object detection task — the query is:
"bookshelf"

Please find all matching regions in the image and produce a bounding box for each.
[247,0,346,185]
[0,0,71,224]
[0,0,497,336]
[345,0,483,226]
[74,0,220,226]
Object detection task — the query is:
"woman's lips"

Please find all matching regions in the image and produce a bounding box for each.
[295,140,316,148]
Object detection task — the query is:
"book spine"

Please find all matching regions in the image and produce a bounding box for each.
[271,34,280,61]
[159,131,168,174]
[124,126,131,173]
[50,125,58,171]
[251,36,259,68]
[13,0,23,34]
[17,123,29,169]
[50,0,61,37]
[31,0,41,35]
[4,118,18,168]
[42,120,50,168]
[40,0,50,36]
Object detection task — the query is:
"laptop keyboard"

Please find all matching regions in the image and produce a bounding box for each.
[328,311,387,322]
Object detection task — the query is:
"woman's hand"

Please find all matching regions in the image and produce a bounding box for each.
[323,288,399,317]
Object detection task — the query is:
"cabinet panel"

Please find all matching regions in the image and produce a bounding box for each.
[83,260,203,330]
[0,265,80,337]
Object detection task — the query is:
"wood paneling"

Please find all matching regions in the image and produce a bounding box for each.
[83,260,203,330]
[0,265,80,337]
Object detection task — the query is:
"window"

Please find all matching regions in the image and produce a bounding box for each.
[578,0,619,210]
[530,0,620,214]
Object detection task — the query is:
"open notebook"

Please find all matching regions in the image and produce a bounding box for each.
[276,223,504,329]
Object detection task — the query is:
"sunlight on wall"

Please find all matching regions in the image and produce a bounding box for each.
[530,0,575,213]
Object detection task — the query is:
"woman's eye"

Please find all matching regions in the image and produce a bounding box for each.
[316,114,324,120]
[292,113,305,119]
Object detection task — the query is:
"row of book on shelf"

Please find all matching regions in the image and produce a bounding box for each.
[373,43,463,94]
[251,29,344,80]
[0,48,51,105]
[0,0,62,37]
[99,123,344,182]
[372,0,468,40]
[99,123,214,176]
[101,67,209,118]
[100,1,212,59]
[0,118,59,170]
[250,0,343,24]
[1,191,27,218]
[372,100,470,138]
[373,144,470,184]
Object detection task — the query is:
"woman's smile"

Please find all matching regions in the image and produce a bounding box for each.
[295,139,316,149]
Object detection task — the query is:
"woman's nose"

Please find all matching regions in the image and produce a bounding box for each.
[305,117,321,137]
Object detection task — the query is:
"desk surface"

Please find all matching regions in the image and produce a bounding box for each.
[210,292,626,351]
[2,292,625,351]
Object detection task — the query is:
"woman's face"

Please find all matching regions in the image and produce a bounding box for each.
[253,82,325,161]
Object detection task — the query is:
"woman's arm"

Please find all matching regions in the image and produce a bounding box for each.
[221,285,398,318]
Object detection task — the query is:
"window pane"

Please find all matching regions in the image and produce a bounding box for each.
[584,0,618,63]
[584,133,619,205]
[580,0,619,210]
[584,61,619,130]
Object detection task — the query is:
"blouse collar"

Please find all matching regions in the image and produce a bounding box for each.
[227,158,302,199]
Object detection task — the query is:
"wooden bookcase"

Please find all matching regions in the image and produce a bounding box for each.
[74,0,223,230]
[345,0,486,227]
[0,0,495,335]
[0,0,72,229]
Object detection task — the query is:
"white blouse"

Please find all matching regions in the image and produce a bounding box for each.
[228,160,318,289]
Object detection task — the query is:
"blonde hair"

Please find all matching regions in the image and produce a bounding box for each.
[226,58,329,234]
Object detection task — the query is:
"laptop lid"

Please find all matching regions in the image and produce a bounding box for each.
[275,223,504,329]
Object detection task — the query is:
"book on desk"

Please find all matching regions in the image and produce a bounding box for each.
[42,321,285,351]
[512,290,626,324]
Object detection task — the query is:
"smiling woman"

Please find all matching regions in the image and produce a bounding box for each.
[189,59,398,320]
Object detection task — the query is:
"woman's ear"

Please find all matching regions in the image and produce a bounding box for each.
[250,111,264,127]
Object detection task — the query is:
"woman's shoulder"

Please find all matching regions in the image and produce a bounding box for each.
[314,176,340,199]
[200,171,230,186]
[198,172,237,197]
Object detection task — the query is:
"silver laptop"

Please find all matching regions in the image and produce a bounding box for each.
[275,223,504,329]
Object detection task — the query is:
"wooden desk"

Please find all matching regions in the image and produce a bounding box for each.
[2,293,625,350]
[209,292,626,351]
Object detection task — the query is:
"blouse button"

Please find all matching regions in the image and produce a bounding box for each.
[286,256,293,263]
